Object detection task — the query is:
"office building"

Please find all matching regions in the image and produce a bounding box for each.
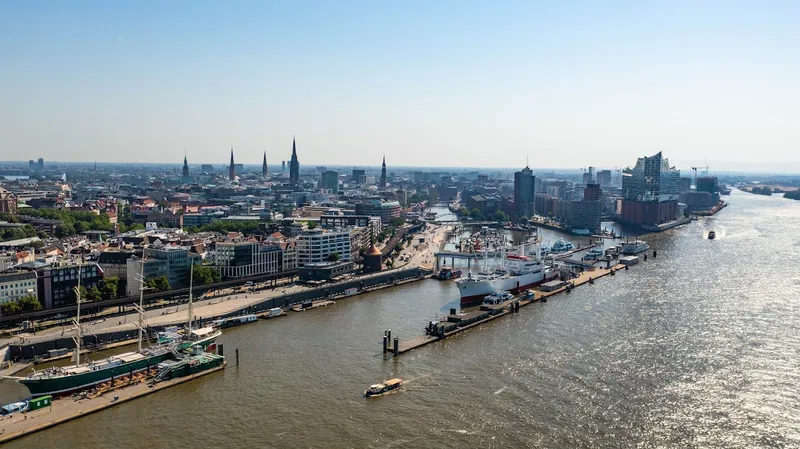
[321,170,339,194]
[355,200,401,223]
[352,169,366,185]
[296,229,352,266]
[22,262,104,309]
[596,170,612,188]
[125,247,195,296]
[214,242,282,278]
[514,166,535,217]
[0,270,38,305]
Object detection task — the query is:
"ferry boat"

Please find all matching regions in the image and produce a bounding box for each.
[582,247,605,260]
[456,248,557,307]
[436,267,463,280]
[550,238,575,254]
[708,230,716,240]
[571,228,592,236]
[620,240,649,255]
[364,378,403,398]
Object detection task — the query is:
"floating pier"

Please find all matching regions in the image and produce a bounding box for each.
[388,258,643,357]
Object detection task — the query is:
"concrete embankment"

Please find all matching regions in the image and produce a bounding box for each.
[9,267,431,361]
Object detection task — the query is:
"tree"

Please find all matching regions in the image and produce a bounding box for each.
[306,221,318,229]
[100,277,119,300]
[17,295,42,312]
[68,286,88,304]
[469,208,483,220]
[0,301,21,316]
[86,285,102,302]
[146,275,170,292]
[55,223,76,238]
[390,217,405,228]
[385,258,394,268]
[192,265,221,285]
[327,252,340,262]
[493,210,508,222]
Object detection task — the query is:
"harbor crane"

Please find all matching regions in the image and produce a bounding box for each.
[691,165,710,188]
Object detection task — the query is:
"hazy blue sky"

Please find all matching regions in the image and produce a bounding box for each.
[1,1,798,171]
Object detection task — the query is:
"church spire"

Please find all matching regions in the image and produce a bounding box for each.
[289,136,300,184]
[182,151,189,178]
[262,151,268,176]
[379,154,387,189]
[229,146,235,181]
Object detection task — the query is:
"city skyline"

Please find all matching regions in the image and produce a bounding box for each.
[2,1,799,171]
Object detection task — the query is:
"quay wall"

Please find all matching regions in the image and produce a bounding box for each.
[9,267,429,360]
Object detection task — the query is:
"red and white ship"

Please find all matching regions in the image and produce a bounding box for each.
[456,249,557,307]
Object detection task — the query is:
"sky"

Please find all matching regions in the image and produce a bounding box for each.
[1,1,799,171]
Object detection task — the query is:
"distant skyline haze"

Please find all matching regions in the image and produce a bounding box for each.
[1,1,799,171]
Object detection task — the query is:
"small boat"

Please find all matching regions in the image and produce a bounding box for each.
[582,247,605,260]
[708,231,716,240]
[571,228,592,236]
[364,378,403,397]
[619,240,649,255]
[551,238,575,254]
[482,291,514,305]
[436,267,463,280]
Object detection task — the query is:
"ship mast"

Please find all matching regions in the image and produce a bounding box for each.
[72,262,83,365]
[137,258,145,353]
[187,263,194,332]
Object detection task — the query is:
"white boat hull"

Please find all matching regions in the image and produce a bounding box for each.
[457,269,558,306]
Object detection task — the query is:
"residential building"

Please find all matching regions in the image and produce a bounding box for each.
[214,241,282,278]
[320,215,381,239]
[97,251,136,282]
[0,187,17,214]
[296,229,352,266]
[0,270,38,305]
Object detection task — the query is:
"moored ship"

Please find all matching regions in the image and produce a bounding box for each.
[456,247,557,307]
[620,240,649,255]
[436,266,463,280]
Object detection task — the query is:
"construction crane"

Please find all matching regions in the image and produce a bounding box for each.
[691,165,710,188]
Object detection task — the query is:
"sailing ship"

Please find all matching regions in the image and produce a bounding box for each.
[13,261,178,397]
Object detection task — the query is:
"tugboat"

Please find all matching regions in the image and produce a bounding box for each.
[364,378,403,398]
[708,230,716,240]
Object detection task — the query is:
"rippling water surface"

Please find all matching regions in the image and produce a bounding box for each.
[4,190,800,448]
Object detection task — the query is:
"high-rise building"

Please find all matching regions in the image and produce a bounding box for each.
[596,170,611,187]
[289,137,300,184]
[513,166,535,217]
[262,151,268,176]
[621,151,681,226]
[282,161,286,172]
[28,160,35,171]
[584,183,601,201]
[37,158,44,171]
[201,164,214,173]
[379,156,387,189]
[352,169,366,185]
[182,155,189,178]
[229,147,236,181]
[321,170,339,194]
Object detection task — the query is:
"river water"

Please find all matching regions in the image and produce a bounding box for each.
[4,190,800,448]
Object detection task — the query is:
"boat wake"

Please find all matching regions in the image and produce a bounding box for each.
[493,386,508,395]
